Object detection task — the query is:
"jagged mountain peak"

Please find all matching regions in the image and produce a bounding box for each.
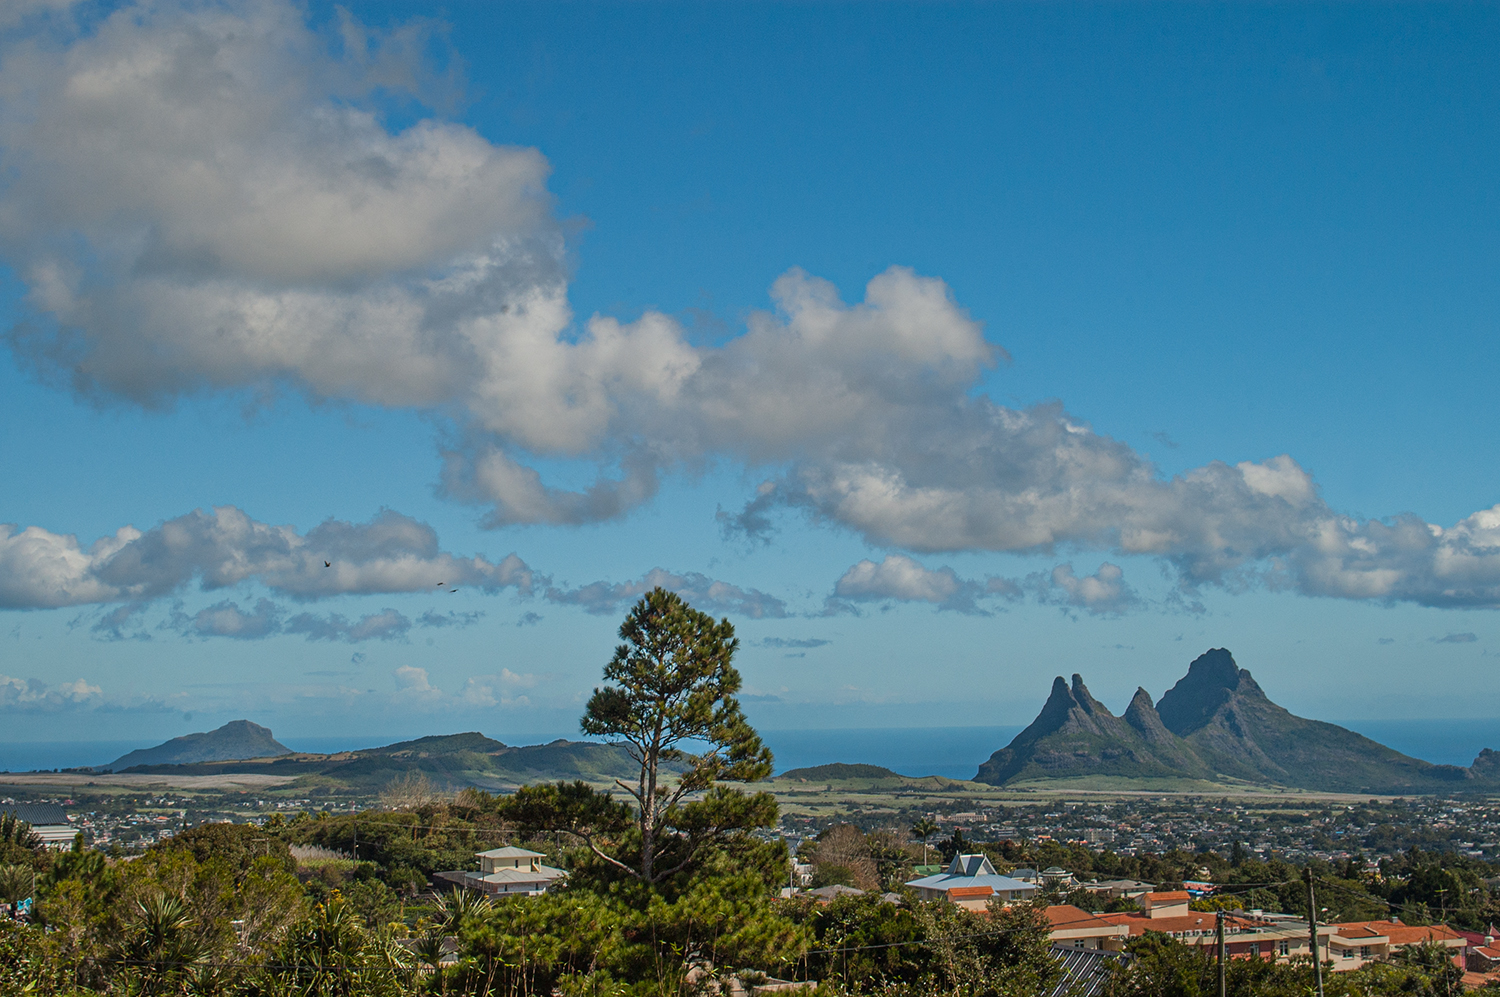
[1156,648,1249,736]
[1123,687,1167,734]
[1069,674,1109,717]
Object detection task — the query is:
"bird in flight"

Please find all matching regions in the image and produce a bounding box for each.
[437,582,445,586]
[324,561,331,568]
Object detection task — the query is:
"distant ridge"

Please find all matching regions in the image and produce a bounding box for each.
[106,720,290,771]
[109,733,669,790]
[779,763,902,781]
[976,649,1490,794]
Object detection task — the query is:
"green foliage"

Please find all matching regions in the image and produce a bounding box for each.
[0,863,32,903]
[152,820,296,878]
[580,587,775,884]
[0,814,40,868]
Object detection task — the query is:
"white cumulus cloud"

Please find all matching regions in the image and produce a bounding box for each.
[0,673,102,711]
[0,506,536,610]
[2,0,1499,615]
[1035,563,1137,616]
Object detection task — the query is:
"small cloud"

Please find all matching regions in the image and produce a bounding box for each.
[285,608,411,643]
[1150,431,1180,449]
[783,652,806,659]
[350,652,366,664]
[740,692,784,702]
[416,609,484,629]
[92,602,152,641]
[1435,632,1479,644]
[459,668,539,707]
[1033,562,1138,616]
[758,637,830,649]
[393,664,442,701]
[546,567,788,619]
[165,598,281,640]
[1377,637,1395,645]
[517,611,542,627]
[827,554,1013,616]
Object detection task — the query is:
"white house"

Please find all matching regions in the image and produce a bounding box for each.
[437,846,566,897]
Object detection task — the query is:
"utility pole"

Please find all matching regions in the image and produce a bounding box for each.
[1216,910,1227,997]
[1305,869,1325,997]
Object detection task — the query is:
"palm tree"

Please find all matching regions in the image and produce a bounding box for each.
[120,893,207,996]
[911,817,940,867]
[0,864,32,904]
[436,886,492,932]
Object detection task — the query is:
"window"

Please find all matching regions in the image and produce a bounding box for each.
[1249,944,1260,957]
[1341,948,1353,959]
[1279,941,1289,956]
[1360,947,1370,959]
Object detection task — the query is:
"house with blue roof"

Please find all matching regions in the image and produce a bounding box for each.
[905,854,1039,911]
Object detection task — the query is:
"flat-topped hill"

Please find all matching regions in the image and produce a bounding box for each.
[106,721,290,771]
[779,763,903,781]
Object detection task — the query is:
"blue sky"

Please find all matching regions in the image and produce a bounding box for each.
[3,0,1500,751]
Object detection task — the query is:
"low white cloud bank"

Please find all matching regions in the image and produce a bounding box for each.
[0,506,535,610]
[2,0,1499,612]
[0,673,102,711]
[827,554,1134,616]
[828,554,1020,615]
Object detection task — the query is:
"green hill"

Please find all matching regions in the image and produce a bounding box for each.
[106,721,290,771]
[778,763,904,781]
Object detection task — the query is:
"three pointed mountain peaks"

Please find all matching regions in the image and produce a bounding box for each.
[977,648,1483,794]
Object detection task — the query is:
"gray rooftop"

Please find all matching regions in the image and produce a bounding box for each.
[1,803,68,826]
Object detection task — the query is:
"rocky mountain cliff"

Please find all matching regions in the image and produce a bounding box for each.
[976,649,1487,793]
[106,720,290,771]
[975,674,1210,784]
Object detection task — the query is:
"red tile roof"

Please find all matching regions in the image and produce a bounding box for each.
[947,885,993,898]
[1044,905,1122,931]
[1096,912,1220,936]
[1334,920,1463,947]
[1146,891,1191,902]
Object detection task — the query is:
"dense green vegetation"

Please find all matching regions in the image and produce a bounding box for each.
[5,597,1500,995]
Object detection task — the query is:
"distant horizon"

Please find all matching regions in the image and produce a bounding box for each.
[7,716,1500,780]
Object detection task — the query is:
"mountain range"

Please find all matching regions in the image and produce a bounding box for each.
[976,648,1483,794]
[102,728,656,791]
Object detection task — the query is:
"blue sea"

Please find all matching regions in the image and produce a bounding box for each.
[4,719,1500,781]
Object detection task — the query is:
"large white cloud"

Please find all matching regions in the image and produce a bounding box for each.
[3,0,1500,613]
[0,506,536,610]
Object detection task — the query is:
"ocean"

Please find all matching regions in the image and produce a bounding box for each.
[4,719,1500,781]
